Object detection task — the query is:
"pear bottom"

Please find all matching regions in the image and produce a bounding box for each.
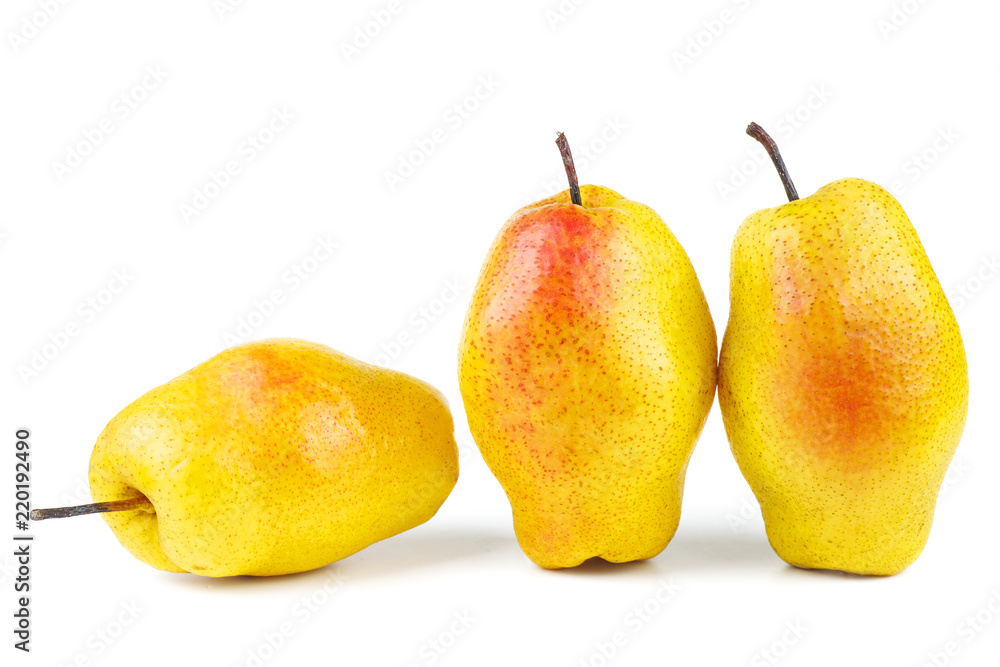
[509,485,685,570]
[757,496,935,576]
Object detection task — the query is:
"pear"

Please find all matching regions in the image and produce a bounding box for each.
[458,134,717,569]
[32,338,459,577]
[718,123,968,575]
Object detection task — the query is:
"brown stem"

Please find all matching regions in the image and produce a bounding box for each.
[30,496,153,521]
[746,122,799,202]
[555,132,582,206]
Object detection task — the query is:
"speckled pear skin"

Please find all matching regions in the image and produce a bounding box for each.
[89,338,459,577]
[718,178,968,576]
[459,185,717,569]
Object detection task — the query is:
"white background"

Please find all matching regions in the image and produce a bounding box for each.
[3,1,999,665]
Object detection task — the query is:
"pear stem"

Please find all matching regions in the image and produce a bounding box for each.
[555,132,582,206]
[30,496,153,521]
[746,122,799,202]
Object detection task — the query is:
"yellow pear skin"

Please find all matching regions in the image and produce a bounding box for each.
[459,185,717,569]
[719,178,968,575]
[89,338,458,577]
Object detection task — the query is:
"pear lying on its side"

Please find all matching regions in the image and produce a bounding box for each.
[78,338,459,577]
[718,124,968,575]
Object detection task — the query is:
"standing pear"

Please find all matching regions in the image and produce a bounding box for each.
[459,134,717,568]
[718,123,968,575]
